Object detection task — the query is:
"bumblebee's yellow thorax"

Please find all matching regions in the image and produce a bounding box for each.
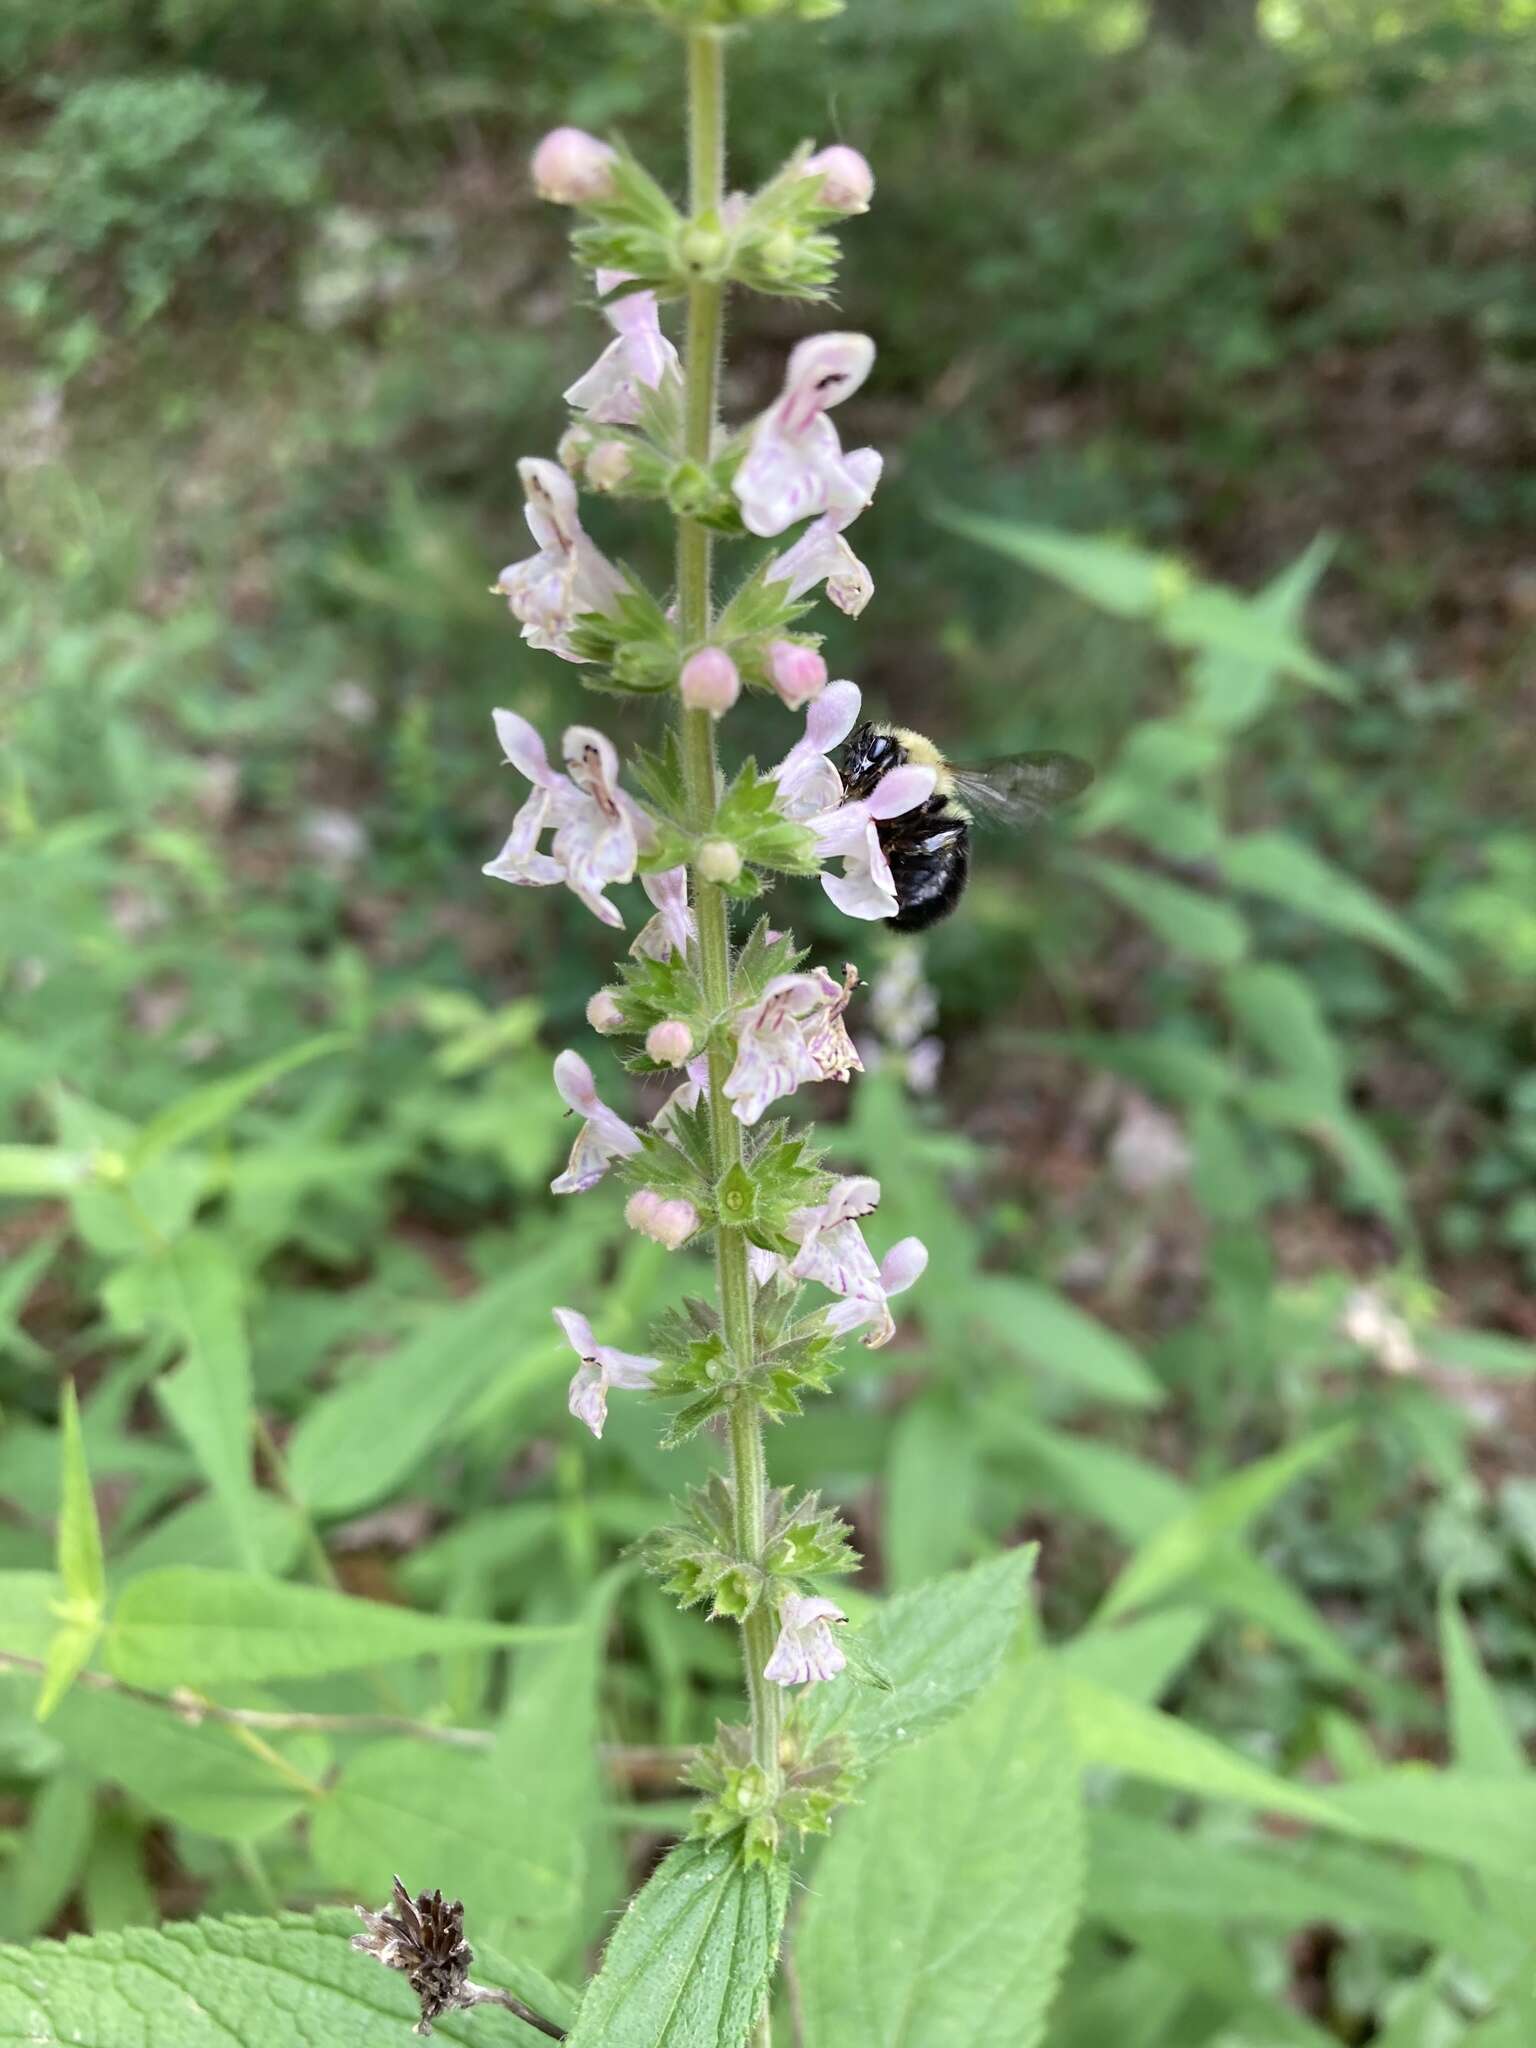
[880,724,957,800]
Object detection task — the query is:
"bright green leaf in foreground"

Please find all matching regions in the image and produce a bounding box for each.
[0,1909,560,2047]
[798,1660,1084,2048]
[564,1837,789,2048]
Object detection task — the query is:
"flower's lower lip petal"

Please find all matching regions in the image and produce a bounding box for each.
[822,869,895,920]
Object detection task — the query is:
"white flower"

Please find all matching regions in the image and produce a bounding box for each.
[550,1049,642,1194]
[771,678,863,823]
[1341,1287,1419,1376]
[553,1307,660,1438]
[724,965,861,1125]
[802,145,875,214]
[810,762,937,921]
[733,334,878,538]
[823,1236,928,1349]
[494,457,628,664]
[531,128,617,206]
[483,710,652,929]
[762,445,882,618]
[749,1245,791,1290]
[654,1054,711,1134]
[630,865,694,963]
[624,1189,700,1250]
[788,1177,928,1350]
[564,269,680,426]
[764,1592,848,1687]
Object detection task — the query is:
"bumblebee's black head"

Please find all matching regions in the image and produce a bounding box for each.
[840,722,908,802]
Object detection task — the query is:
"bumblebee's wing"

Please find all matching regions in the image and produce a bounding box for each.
[949,752,1094,830]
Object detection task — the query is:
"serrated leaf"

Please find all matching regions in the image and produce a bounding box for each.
[940,512,1170,616]
[799,1547,1037,1762]
[106,1568,558,1688]
[0,1908,567,2047]
[564,1837,789,2048]
[798,1660,1084,2048]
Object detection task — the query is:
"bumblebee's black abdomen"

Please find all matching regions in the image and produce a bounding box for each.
[884,812,970,931]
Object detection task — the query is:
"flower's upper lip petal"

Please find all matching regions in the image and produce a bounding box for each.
[493,708,563,788]
[866,764,937,820]
[552,1304,596,1356]
[880,1235,929,1296]
[805,679,862,755]
[552,1048,601,1116]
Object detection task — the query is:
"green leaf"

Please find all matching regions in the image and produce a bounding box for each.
[1077,855,1249,966]
[1159,581,1340,689]
[151,1234,263,1573]
[106,1568,558,1688]
[36,1385,106,1720]
[939,513,1170,616]
[884,1398,981,1591]
[1056,1608,1211,1705]
[564,1837,789,2048]
[797,1660,1084,2048]
[1185,535,1338,730]
[42,1683,324,1839]
[0,1146,93,1196]
[1222,961,1344,1094]
[971,1280,1162,1409]
[1424,1328,1536,1379]
[1324,1770,1536,1879]
[1440,1586,1523,1778]
[986,1410,1188,1543]
[1097,1423,1353,1622]
[55,1384,104,1614]
[799,1548,1037,1763]
[0,1908,564,2047]
[1219,833,1461,998]
[1062,1672,1347,1830]
[0,1572,63,1661]
[125,1034,349,1170]
[309,1743,577,1960]
[0,1770,94,1942]
[286,1242,596,1517]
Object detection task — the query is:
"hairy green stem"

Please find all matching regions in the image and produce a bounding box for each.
[676,26,784,1824]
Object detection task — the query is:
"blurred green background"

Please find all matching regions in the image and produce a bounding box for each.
[3,0,1536,2034]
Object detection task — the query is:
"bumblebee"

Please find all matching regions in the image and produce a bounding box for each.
[839,722,1094,932]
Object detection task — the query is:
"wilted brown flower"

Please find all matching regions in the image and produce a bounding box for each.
[353,1878,472,2035]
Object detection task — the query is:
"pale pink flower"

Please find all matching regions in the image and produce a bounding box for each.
[802,145,874,215]
[531,128,617,206]
[679,646,741,716]
[749,1246,790,1290]
[823,1236,929,1349]
[553,1306,660,1438]
[766,639,828,710]
[495,457,628,664]
[733,333,878,538]
[788,1178,928,1350]
[771,678,863,822]
[646,1018,694,1066]
[630,866,694,963]
[483,710,653,929]
[586,989,625,1034]
[550,1049,643,1194]
[762,449,882,618]
[564,269,680,426]
[724,966,861,1125]
[654,1054,710,1134]
[810,763,937,922]
[764,1592,848,1687]
[585,440,632,491]
[624,1189,700,1251]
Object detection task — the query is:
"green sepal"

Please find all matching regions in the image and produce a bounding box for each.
[629,731,690,833]
[714,759,819,877]
[687,1721,859,1863]
[611,949,712,1057]
[716,1160,758,1228]
[569,141,685,297]
[715,560,816,647]
[568,581,680,694]
[732,919,808,1002]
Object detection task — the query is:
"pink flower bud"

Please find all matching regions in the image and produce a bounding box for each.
[585,440,632,491]
[531,127,617,206]
[646,1018,694,1066]
[557,424,594,471]
[697,839,743,884]
[679,647,741,717]
[625,1189,700,1251]
[766,639,828,710]
[803,146,874,215]
[586,989,625,1034]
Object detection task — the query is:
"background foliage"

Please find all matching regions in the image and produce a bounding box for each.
[2,0,1535,2041]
